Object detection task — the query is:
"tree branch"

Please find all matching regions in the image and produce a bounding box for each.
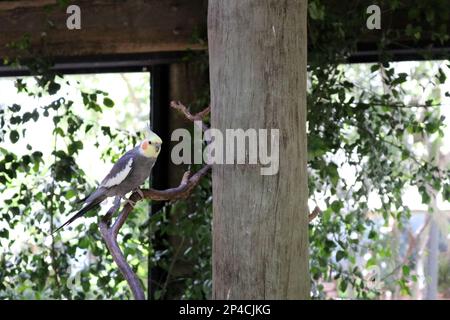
[170,101,210,132]
[309,206,321,222]
[99,101,211,300]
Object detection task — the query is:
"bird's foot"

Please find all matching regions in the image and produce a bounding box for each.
[124,198,137,208]
[134,188,145,200]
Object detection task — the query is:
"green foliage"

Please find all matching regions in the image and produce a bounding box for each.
[2,0,450,300]
[307,0,450,299]
[0,53,153,299]
[1,31,212,298]
[148,170,212,299]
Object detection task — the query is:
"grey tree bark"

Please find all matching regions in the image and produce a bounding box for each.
[424,139,444,300]
[208,0,309,299]
[425,212,439,299]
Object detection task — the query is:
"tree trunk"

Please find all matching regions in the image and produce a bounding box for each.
[424,138,442,300]
[208,0,309,299]
[166,62,209,299]
[425,214,439,299]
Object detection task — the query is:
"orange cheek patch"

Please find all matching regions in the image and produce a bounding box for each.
[142,141,149,150]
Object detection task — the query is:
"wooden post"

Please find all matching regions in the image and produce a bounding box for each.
[165,61,209,298]
[208,0,309,299]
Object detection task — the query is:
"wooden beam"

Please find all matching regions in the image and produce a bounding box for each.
[1,1,449,65]
[0,0,207,59]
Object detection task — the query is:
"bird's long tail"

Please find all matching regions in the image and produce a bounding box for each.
[52,195,106,234]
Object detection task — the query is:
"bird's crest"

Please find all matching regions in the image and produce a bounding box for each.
[146,126,162,145]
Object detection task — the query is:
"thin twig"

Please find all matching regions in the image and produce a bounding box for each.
[309,206,321,222]
[170,101,210,132]
[160,237,186,299]
[170,101,211,121]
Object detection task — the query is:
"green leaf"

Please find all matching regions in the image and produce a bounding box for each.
[48,82,61,95]
[65,190,76,199]
[330,200,343,213]
[85,124,93,133]
[103,97,114,108]
[31,109,39,122]
[402,265,410,276]
[309,2,325,20]
[368,229,377,239]
[443,184,450,200]
[418,185,431,204]
[9,130,19,143]
[437,67,446,84]
[392,73,408,86]
[327,163,339,187]
[53,127,64,137]
[22,112,32,123]
[32,151,43,159]
[8,104,21,112]
[78,238,89,249]
[0,228,9,238]
[10,116,21,125]
[81,92,89,105]
[339,279,348,292]
[336,250,346,262]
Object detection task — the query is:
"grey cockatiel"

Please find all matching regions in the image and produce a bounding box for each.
[54,130,162,233]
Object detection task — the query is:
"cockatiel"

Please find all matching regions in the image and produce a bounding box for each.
[54,130,162,233]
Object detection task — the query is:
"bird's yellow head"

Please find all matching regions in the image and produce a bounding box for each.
[139,130,162,158]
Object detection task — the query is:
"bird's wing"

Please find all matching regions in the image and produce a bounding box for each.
[100,149,136,189]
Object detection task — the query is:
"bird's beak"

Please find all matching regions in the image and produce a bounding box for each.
[155,144,161,153]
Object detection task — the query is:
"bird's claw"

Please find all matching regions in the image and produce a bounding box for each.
[134,188,145,200]
[124,198,137,207]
